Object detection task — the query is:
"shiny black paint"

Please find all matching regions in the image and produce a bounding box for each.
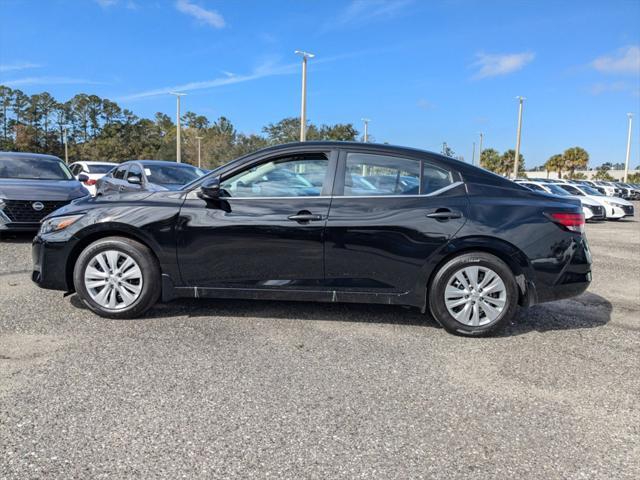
[32,142,591,312]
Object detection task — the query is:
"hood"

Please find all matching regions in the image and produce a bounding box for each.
[573,196,601,207]
[606,196,633,206]
[0,178,89,201]
[42,189,160,219]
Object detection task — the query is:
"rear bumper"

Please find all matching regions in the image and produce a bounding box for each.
[529,235,592,305]
[32,235,73,291]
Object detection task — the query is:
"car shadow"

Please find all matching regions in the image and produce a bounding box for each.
[0,232,36,244]
[70,291,612,337]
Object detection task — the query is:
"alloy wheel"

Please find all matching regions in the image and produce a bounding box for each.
[83,250,143,310]
[444,265,507,327]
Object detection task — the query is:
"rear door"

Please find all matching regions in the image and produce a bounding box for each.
[324,149,468,297]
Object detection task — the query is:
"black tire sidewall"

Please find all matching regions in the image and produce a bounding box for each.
[73,237,160,319]
[429,252,518,336]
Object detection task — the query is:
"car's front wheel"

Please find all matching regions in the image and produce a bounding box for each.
[73,236,160,318]
[428,252,518,336]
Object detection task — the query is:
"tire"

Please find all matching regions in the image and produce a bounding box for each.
[428,252,518,336]
[73,236,160,319]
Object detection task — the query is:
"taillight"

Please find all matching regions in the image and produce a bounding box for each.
[548,212,585,234]
[83,179,97,186]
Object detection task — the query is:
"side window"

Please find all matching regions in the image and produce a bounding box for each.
[422,162,455,194]
[345,153,420,196]
[220,154,328,198]
[113,166,128,180]
[127,164,143,180]
[70,164,81,175]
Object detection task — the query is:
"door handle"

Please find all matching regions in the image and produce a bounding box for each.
[426,209,462,220]
[288,213,324,222]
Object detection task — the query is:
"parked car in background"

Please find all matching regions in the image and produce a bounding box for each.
[95,160,206,196]
[593,180,621,197]
[516,180,605,221]
[69,161,117,196]
[613,182,640,200]
[560,183,634,220]
[32,142,591,337]
[0,152,89,233]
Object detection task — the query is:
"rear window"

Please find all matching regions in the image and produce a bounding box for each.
[87,164,116,174]
[344,153,453,196]
[0,157,73,180]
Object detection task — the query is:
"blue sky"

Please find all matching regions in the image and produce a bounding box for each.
[1,0,639,168]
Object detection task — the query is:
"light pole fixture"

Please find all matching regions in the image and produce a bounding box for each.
[361,118,370,142]
[169,92,187,163]
[63,127,69,164]
[513,96,525,179]
[195,135,203,169]
[624,113,633,183]
[295,50,315,142]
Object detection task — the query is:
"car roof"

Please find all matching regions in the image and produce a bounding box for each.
[0,151,64,162]
[72,161,118,165]
[121,160,198,168]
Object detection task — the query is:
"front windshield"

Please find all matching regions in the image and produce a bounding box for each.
[144,164,206,185]
[0,156,73,180]
[543,183,571,196]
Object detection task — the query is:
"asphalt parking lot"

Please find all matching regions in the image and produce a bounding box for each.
[1,213,639,479]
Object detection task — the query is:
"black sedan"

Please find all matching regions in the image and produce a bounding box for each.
[32,142,591,336]
[95,160,206,196]
[0,152,89,233]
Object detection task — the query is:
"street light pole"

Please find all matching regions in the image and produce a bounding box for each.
[478,132,484,168]
[624,113,633,183]
[362,118,370,142]
[195,136,203,169]
[170,92,186,162]
[513,96,525,178]
[472,141,476,166]
[63,127,69,164]
[295,50,315,142]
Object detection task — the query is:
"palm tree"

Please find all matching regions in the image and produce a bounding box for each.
[563,147,589,178]
[545,154,565,179]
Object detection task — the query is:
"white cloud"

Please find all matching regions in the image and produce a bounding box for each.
[0,62,41,73]
[416,98,434,110]
[118,61,296,101]
[95,0,118,7]
[471,52,535,79]
[591,45,640,74]
[1,77,105,87]
[175,0,225,29]
[326,0,412,30]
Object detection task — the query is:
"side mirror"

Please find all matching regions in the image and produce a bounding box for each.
[78,173,90,183]
[199,176,221,199]
[127,175,142,185]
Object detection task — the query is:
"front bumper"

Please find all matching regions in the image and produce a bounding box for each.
[32,235,74,291]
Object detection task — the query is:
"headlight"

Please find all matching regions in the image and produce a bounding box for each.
[39,214,84,235]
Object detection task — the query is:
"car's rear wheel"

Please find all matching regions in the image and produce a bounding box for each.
[428,252,518,336]
[73,236,160,318]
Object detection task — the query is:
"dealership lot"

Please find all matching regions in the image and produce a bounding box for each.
[1,216,639,478]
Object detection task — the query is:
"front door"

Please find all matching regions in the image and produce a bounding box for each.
[324,150,468,301]
[177,151,337,288]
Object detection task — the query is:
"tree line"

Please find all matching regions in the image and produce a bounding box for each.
[0,85,359,168]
